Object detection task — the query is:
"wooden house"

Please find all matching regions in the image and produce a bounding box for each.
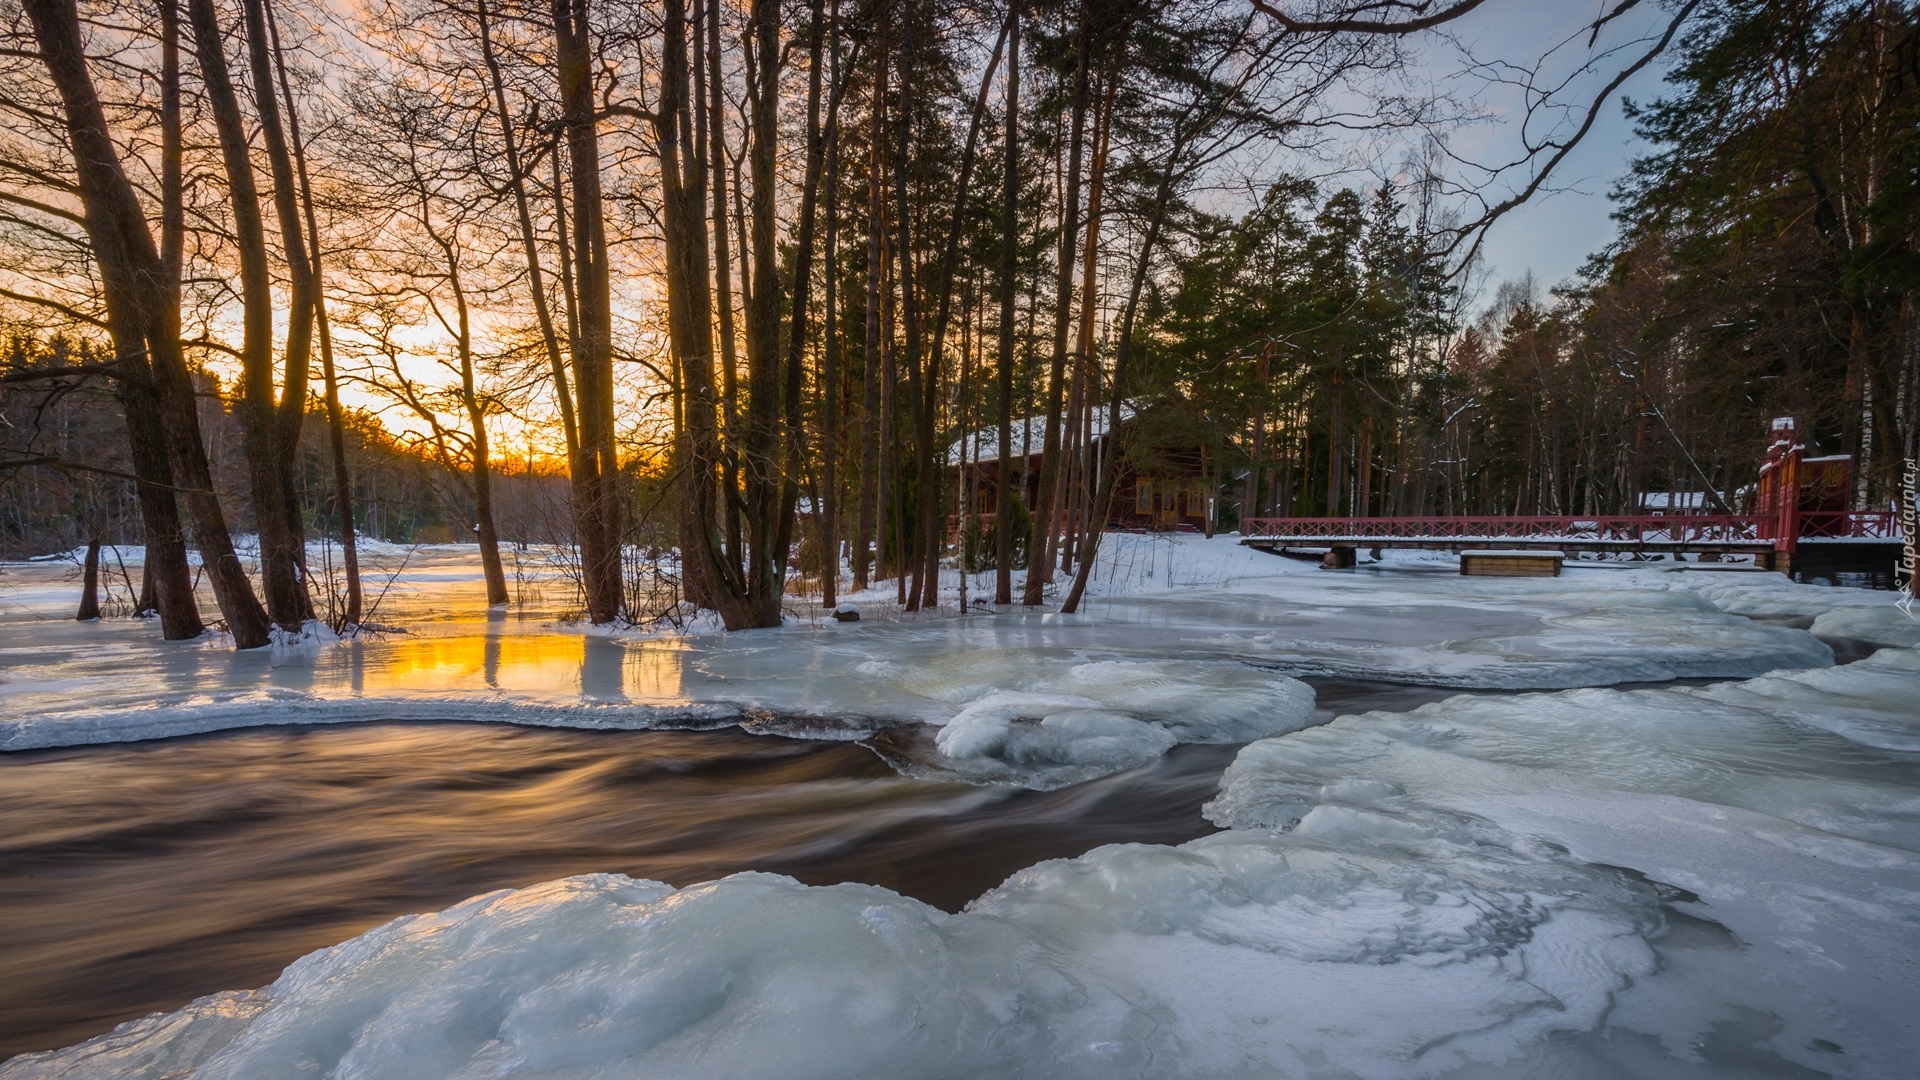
[945,398,1221,536]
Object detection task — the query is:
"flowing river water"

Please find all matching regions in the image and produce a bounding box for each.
[0,679,1480,1058]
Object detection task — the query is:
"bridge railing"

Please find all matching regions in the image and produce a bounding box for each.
[1240,512,1906,544]
[1798,510,1900,540]
[1238,515,1766,543]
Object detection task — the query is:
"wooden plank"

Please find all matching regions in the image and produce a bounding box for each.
[1460,551,1563,577]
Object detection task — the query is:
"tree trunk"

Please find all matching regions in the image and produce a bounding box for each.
[553,0,623,623]
[1062,77,1203,614]
[471,413,508,606]
[479,0,578,462]
[659,0,753,629]
[883,244,904,603]
[122,379,202,637]
[854,55,886,593]
[818,0,844,608]
[914,14,1011,610]
[1059,68,1115,571]
[26,0,269,647]
[445,263,508,608]
[1023,0,1091,605]
[1356,415,1373,517]
[741,0,784,626]
[772,0,830,597]
[890,12,932,611]
[1246,350,1268,521]
[993,3,1020,605]
[1326,360,1345,516]
[244,0,315,622]
[77,537,101,621]
[188,0,309,631]
[480,0,585,617]
[130,0,203,639]
[707,0,744,574]
[266,0,360,626]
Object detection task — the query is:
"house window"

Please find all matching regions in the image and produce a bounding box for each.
[1135,479,1152,513]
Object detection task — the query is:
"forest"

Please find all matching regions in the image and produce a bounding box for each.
[1,0,1915,644]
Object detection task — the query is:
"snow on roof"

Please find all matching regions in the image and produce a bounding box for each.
[1639,492,1712,510]
[946,402,1136,466]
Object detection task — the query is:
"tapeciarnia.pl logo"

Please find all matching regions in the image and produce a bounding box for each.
[1900,456,1917,619]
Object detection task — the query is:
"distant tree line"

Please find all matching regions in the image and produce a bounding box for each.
[0,328,577,561]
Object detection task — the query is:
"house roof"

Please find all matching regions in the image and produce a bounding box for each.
[945,402,1137,466]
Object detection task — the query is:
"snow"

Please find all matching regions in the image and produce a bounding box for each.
[0,538,1842,769]
[945,402,1134,466]
[3,535,1917,1077]
[1810,604,1920,648]
[1621,566,1920,646]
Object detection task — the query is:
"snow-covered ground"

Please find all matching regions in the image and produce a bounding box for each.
[2,535,1917,1077]
[0,538,1851,765]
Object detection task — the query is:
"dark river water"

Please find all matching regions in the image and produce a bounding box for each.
[0,679,1572,1059]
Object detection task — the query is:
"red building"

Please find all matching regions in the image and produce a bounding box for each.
[946,399,1222,535]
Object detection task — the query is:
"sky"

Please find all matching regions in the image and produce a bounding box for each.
[1428,0,1683,299]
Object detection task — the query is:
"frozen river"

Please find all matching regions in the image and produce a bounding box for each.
[1,536,1916,1078]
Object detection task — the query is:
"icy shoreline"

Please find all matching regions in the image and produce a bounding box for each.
[8,647,1917,1078]
[4,536,1917,1076]
[1,538,1868,762]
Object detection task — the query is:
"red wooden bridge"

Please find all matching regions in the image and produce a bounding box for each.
[1239,511,1897,566]
[1239,419,1905,583]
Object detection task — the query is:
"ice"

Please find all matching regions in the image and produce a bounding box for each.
[0,538,1843,760]
[1214,589,1833,688]
[1208,646,1920,1076]
[1809,604,1920,649]
[929,660,1316,787]
[2,538,1913,1077]
[14,659,1905,1076]
[1637,568,1920,648]
[2,831,1668,1080]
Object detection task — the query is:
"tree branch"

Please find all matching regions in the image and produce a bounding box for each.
[1444,0,1704,268]
[0,285,108,329]
[1249,0,1492,36]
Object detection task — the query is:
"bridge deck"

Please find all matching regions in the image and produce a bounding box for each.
[1237,513,1898,558]
[1240,535,1773,554]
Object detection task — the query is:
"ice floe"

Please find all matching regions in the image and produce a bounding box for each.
[1208,646,1920,1077]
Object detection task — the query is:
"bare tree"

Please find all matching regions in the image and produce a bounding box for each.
[21,0,271,647]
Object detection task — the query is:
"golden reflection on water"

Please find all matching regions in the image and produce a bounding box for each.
[307,632,692,704]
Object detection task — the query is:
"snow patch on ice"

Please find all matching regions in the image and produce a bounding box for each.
[1809,604,1920,648]
[0,693,740,752]
[930,660,1315,786]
